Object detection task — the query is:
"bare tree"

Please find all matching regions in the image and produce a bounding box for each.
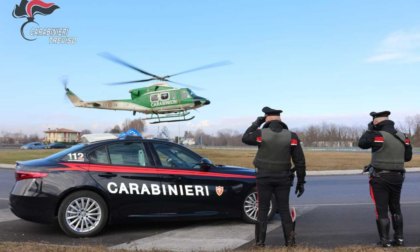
[81,129,92,135]
[122,118,147,133]
[161,126,170,138]
[109,125,122,134]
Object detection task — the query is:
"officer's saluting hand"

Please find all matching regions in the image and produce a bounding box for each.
[242,107,306,248]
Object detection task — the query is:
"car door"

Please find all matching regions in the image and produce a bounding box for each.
[88,142,161,217]
[150,142,229,217]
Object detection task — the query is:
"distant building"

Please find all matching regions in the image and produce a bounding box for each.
[44,128,81,143]
[182,137,196,145]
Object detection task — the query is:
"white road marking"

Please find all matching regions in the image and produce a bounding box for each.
[292,201,420,207]
[0,208,19,223]
[110,206,316,251]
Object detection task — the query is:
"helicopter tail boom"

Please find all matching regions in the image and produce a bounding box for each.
[65,88,84,106]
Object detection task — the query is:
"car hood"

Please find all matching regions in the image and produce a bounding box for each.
[216,165,256,177]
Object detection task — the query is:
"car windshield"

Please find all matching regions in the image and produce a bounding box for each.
[46,144,86,160]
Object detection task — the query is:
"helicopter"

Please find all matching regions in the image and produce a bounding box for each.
[64,53,231,124]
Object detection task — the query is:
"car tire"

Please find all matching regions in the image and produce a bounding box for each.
[242,187,276,224]
[58,190,108,238]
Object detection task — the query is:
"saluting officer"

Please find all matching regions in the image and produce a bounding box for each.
[242,107,306,247]
[358,111,413,247]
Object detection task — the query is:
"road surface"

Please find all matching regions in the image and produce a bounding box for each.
[0,169,419,250]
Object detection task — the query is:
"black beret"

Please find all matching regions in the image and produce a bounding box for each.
[370,111,391,118]
[262,107,283,116]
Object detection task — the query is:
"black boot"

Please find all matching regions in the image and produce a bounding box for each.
[375,219,391,247]
[255,221,267,247]
[282,222,296,247]
[391,214,404,247]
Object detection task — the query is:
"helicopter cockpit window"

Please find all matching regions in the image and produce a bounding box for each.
[171,92,177,99]
[189,89,198,98]
[161,93,169,100]
[181,90,190,99]
[151,94,158,102]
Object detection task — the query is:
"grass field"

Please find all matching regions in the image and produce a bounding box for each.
[1,148,419,171]
[0,243,416,252]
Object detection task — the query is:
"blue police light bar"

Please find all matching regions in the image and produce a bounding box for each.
[118,129,142,139]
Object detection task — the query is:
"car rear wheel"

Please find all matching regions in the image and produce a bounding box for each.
[242,187,276,224]
[58,190,108,238]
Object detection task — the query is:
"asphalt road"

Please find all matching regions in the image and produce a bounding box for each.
[0,168,419,250]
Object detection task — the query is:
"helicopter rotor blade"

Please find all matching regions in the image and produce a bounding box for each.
[59,76,69,89]
[166,80,204,91]
[59,76,70,102]
[99,52,160,79]
[168,60,232,78]
[105,78,156,86]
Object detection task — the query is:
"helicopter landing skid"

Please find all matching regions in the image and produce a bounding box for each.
[149,116,195,124]
[144,112,195,124]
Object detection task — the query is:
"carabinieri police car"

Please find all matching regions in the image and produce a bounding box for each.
[9,130,276,237]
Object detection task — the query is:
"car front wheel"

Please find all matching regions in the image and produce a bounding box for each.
[242,187,276,224]
[58,190,108,238]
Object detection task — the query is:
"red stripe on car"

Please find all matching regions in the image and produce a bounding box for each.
[49,163,256,179]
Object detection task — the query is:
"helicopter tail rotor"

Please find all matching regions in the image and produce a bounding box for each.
[60,76,69,90]
[59,76,70,102]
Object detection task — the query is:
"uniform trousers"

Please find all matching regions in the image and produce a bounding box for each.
[369,173,404,219]
[257,174,292,223]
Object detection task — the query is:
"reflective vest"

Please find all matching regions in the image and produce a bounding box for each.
[253,128,292,171]
[371,131,405,171]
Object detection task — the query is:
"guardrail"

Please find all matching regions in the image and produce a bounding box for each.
[188,145,371,152]
[0,144,21,149]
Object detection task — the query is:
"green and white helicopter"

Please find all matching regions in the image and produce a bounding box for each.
[64,53,231,124]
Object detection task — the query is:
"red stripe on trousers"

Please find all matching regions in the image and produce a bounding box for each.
[256,181,259,218]
[369,177,379,220]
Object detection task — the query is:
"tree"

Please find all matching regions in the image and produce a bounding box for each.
[122,118,147,133]
[109,125,122,134]
[161,126,170,138]
[28,133,40,142]
[81,129,92,135]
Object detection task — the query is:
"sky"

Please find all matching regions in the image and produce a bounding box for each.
[1,0,419,138]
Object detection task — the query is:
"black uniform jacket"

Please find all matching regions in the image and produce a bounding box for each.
[242,120,306,183]
[358,120,413,162]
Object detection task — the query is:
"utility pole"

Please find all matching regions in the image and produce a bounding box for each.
[178,122,180,144]
[200,123,203,147]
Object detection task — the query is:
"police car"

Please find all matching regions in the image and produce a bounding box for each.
[10,130,276,238]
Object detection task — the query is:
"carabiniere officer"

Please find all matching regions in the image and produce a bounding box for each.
[358,111,413,247]
[242,107,306,247]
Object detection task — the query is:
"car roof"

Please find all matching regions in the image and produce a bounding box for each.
[82,138,187,152]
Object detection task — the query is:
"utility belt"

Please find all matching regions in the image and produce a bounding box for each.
[255,167,296,187]
[363,164,405,179]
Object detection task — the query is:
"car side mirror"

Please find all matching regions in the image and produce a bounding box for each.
[201,158,212,170]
